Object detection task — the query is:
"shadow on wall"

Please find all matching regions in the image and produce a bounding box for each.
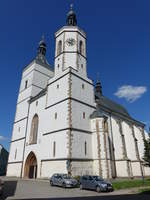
[1,180,17,200]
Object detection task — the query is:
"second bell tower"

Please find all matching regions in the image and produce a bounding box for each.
[54,5,87,77]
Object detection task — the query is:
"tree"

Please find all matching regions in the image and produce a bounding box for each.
[143,136,150,167]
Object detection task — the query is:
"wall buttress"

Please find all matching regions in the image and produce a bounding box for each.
[96,119,102,177]
[102,119,110,179]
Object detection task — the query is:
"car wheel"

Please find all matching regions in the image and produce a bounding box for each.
[80,184,83,190]
[62,182,66,188]
[96,186,101,193]
[50,180,53,186]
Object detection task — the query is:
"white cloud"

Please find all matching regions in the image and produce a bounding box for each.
[114,85,147,102]
[0,135,7,141]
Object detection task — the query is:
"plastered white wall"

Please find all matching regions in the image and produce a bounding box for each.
[7,163,22,177]
[47,73,69,107]
[71,73,94,105]
[122,122,137,160]
[116,161,128,177]
[72,131,92,158]
[8,139,24,162]
[131,162,141,176]
[134,126,144,159]
[111,117,124,160]
[12,118,27,141]
[72,161,93,176]
[41,161,67,178]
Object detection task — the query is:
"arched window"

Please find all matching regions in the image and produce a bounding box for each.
[79,40,84,55]
[57,40,62,55]
[29,114,39,144]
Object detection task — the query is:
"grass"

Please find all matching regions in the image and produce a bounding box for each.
[112,179,150,190]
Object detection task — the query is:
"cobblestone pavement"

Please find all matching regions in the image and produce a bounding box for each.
[0,177,149,200]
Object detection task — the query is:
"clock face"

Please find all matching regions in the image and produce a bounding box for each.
[66,38,76,46]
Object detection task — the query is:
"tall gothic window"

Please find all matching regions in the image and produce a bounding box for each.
[29,114,39,144]
[79,40,84,55]
[57,40,62,55]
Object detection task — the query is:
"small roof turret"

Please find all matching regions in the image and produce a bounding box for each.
[96,79,103,96]
[66,4,77,26]
[37,35,46,56]
[36,35,49,66]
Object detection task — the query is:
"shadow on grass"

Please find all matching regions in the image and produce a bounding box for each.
[1,180,17,200]
[139,190,150,195]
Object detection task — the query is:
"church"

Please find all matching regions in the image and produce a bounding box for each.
[7,6,150,179]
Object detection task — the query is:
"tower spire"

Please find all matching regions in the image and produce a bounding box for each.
[66,4,77,26]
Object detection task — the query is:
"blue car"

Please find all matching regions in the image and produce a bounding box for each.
[80,175,113,192]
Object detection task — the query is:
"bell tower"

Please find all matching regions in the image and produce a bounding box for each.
[54,5,87,77]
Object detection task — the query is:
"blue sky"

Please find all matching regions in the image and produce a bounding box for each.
[0,0,150,150]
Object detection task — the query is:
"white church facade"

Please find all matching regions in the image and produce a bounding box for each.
[7,7,150,179]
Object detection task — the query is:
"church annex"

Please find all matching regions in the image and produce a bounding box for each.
[7,6,150,179]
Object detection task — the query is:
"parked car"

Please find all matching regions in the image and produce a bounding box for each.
[50,173,78,188]
[0,178,4,196]
[80,175,113,192]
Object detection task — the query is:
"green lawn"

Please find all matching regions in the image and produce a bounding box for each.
[112,179,150,190]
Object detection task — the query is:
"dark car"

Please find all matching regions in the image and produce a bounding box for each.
[80,175,113,192]
[50,173,78,188]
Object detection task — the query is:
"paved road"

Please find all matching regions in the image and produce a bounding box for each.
[10,195,150,200]
[0,177,149,200]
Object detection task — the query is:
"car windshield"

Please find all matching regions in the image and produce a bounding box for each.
[93,176,104,181]
[62,174,72,179]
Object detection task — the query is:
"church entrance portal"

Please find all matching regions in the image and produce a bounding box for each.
[24,152,37,179]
